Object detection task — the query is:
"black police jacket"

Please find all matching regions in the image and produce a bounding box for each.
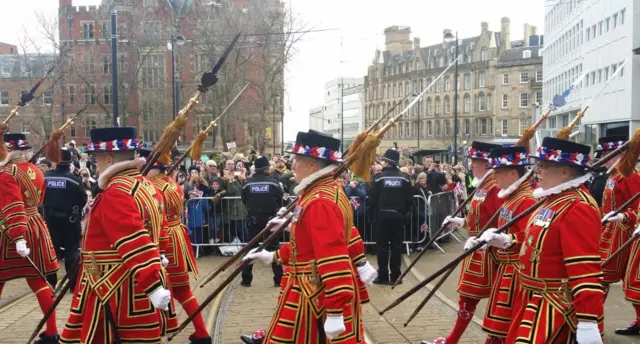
[241,172,283,215]
[43,165,88,213]
[369,166,414,214]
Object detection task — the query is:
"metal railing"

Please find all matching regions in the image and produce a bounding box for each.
[183,192,457,258]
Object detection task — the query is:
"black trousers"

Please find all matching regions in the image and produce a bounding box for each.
[374,210,404,281]
[44,210,81,289]
[241,214,283,285]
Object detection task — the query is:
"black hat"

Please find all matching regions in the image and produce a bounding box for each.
[188,165,200,173]
[596,135,627,154]
[467,141,501,161]
[290,130,342,163]
[488,146,531,169]
[59,148,72,164]
[382,148,400,166]
[254,156,270,171]
[4,133,30,150]
[138,147,167,170]
[87,127,139,153]
[534,137,591,167]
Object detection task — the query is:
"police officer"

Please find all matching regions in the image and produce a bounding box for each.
[43,148,87,290]
[240,156,283,287]
[369,148,413,285]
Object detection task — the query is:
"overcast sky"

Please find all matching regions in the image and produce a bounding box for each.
[0,0,544,141]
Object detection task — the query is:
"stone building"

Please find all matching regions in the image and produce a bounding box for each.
[363,18,543,161]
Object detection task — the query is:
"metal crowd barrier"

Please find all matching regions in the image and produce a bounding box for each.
[184,192,456,258]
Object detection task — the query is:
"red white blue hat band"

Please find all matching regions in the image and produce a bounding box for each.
[292,143,342,162]
[86,138,140,152]
[535,146,590,167]
[490,152,530,168]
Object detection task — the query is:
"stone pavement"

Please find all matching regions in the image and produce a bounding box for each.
[408,236,640,344]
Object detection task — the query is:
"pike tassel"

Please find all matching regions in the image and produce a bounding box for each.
[516,126,536,153]
[190,129,209,161]
[347,134,380,182]
[0,123,7,161]
[617,128,640,177]
[347,131,368,157]
[153,115,186,159]
[43,129,64,163]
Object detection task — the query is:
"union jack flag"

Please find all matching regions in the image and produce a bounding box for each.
[453,182,464,197]
[350,197,361,210]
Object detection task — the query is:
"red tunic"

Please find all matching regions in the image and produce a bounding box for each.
[266,175,364,344]
[457,172,501,299]
[599,169,640,284]
[60,167,178,344]
[482,179,536,338]
[506,186,604,343]
[0,159,59,282]
[149,174,199,287]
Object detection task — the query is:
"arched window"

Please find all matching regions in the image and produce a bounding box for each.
[435,97,441,115]
[427,121,432,136]
[463,94,471,113]
[404,122,410,138]
[399,122,404,137]
[481,47,488,61]
[444,96,451,114]
[426,97,432,115]
[477,92,486,111]
[435,120,441,136]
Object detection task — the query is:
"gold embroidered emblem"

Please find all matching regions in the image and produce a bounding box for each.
[519,243,527,257]
[527,235,534,246]
[88,254,102,278]
[529,247,542,263]
[27,167,36,180]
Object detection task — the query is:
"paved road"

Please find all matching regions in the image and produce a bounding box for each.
[2,239,640,344]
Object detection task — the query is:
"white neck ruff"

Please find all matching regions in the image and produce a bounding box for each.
[0,150,33,168]
[97,158,146,190]
[471,170,492,188]
[293,165,338,195]
[498,170,532,199]
[532,172,593,199]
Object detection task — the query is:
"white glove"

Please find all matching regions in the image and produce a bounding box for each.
[635,225,640,236]
[464,236,486,251]
[267,215,292,232]
[324,315,345,340]
[160,254,169,268]
[242,247,274,265]
[442,216,464,229]
[357,262,377,285]
[15,239,30,257]
[479,228,512,249]
[603,211,626,223]
[576,321,602,344]
[277,207,287,216]
[149,287,172,311]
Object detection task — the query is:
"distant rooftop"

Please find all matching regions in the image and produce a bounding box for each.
[0,54,57,79]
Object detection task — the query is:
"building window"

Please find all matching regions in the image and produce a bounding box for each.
[444,96,450,114]
[141,55,165,89]
[426,98,432,114]
[101,22,109,39]
[435,98,441,114]
[479,71,485,87]
[478,94,485,111]
[103,85,112,104]
[435,80,441,92]
[68,86,75,105]
[119,54,126,72]
[520,93,528,108]
[548,116,556,129]
[586,27,590,41]
[43,90,53,105]
[536,70,543,82]
[536,92,542,105]
[591,71,596,84]
[502,73,508,85]
[81,22,95,39]
[0,91,8,106]
[520,72,529,83]
[427,121,432,136]
[606,17,610,32]
[84,86,96,104]
[612,63,617,74]
[464,119,470,135]
[103,56,111,75]
[435,120,441,136]
[22,120,30,134]
[445,120,451,136]
[604,66,609,80]
[621,9,626,25]
[465,73,471,89]
[480,118,489,134]
[519,117,531,135]
[620,62,625,77]
[143,0,157,6]
[445,76,451,91]
[464,94,471,113]
[598,21,603,35]
[84,119,96,137]
[501,120,508,136]
[598,69,602,83]
[481,47,488,61]
[522,50,532,58]
[502,94,508,109]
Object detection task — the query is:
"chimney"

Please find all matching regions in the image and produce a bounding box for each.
[413,37,420,50]
[501,17,511,50]
[524,24,537,47]
[59,0,72,6]
[481,21,489,32]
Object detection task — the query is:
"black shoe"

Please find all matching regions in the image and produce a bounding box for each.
[241,330,265,344]
[615,320,640,335]
[373,277,389,285]
[240,281,251,287]
[34,333,59,344]
[274,278,282,287]
[188,335,212,344]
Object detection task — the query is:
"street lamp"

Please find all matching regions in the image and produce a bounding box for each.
[170,35,186,121]
[443,29,459,165]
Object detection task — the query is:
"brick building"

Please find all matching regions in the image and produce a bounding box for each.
[0,0,285,154]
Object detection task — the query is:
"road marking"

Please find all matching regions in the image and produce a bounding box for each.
[0,292,32,313]
[402,255,483,325]
[206,284,229,332]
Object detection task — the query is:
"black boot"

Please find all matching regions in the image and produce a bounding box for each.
[33,332,59,344]
[188,335,212,344]
[240,330,265,344]
[373,276,389,285]
[615,320,640,335]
